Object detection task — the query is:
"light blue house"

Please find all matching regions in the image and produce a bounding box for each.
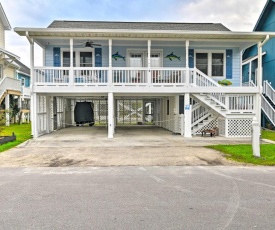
[14,21,274,138]
[242,0,275,128]
[14,59,31,122]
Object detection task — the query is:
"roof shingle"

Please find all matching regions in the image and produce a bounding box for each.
[48,20,230,32]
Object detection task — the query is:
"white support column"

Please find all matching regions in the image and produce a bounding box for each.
[5,94,10,126]
[185,40,190,86]
[71,99,75,126]
[32,92,38,138]
[252,117,260,157]
[69,38,74,86]
[46,95,51,133]
[108,92,114,138]
[108,39,112,86]
[148,39,151,85]
[27,33,35,136]
[184,93,192,138]
[257,42,263,124]
[249,61,252,83]
[113,98,116,134]
[18,96,22,124]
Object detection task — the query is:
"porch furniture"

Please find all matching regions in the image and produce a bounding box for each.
[201,127,219,137]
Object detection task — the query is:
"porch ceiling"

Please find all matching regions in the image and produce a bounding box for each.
[14,27,275,49]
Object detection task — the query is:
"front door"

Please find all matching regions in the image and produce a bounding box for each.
[143,101,155,124]
[53,97,57,130]
[129,53,143,82]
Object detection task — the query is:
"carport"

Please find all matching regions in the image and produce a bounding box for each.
[35,93,183,138]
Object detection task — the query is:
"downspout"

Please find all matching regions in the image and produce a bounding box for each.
[26,31,36,137]
[256,35,270,125]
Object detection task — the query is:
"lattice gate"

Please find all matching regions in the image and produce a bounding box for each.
[37,95,47,136]
[116,99,143,125]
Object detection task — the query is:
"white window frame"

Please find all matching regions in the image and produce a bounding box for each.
[21,77,25,87]
[194,50,226,79]
[126,49,163,67]
[0,65,3,79]
[61,48,95,67]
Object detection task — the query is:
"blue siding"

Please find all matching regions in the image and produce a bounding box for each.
[188,49,194,68]
[53,47,61,67]
[242,1,275,87]
[17,73,30,87]
[95,48,102,67]
[45,45,241,85]
[226,49,233,79]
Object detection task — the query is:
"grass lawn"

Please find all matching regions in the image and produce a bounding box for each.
[0,123,32,153]
[207,144,275,166]
[208,129,275,165]
[262,129,275,142]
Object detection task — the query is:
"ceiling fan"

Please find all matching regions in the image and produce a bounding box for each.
[84,41,101,48]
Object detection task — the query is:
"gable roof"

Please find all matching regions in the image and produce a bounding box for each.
[48,20,231,32]
[0,3,11,30]
[254,0,275,31]
[14,59,30,76]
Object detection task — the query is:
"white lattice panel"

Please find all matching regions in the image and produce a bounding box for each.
[228,119,252,137]
[195,118,218,135]
[218,118,226,136]
[37,95,47,135]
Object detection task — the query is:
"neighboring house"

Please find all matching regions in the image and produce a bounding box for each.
[14,20,274,138]
[0,3,30,125]
[242,0,275,128]
[15,59,31,123]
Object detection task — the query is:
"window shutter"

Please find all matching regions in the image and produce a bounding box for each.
[226,49,233,79]
[53,47,61,67]
[188,49,194,68]
[95,48,102,67]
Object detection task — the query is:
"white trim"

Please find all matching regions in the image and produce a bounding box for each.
[194,49,226,79]
[242,51,266,65]
[60,48,95,67]
[126,48,163,67]
[21,77,25,87]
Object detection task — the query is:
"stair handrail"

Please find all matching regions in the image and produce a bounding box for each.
[263,80,275,102]
[191,68,221,87]
[191,103,210,127]
[262,94,275,126]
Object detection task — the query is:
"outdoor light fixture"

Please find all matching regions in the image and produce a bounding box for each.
[84,41,101,48]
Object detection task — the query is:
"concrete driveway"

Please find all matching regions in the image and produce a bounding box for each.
[0,126,252,167]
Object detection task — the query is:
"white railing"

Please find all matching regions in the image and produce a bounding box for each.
[34,67,70,84]
[227,94,255,112]
[150,68,186,84]
[113,68,147,84]
[262,95,275,126]
[263,81,275,102]
[21,87,31,98]
[190,68,221,87]
[242,81,256,87]
[0,76,21,92]
[74,67,109,84]
[191,103,209,126]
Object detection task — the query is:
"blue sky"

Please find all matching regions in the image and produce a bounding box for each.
[1,0,267,66]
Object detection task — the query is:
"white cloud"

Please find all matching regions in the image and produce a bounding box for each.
[175,0,267,31]
[1,0,269,67]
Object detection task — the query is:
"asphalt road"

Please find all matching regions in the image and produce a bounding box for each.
[0,166,275,230]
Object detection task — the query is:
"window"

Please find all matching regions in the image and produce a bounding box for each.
[212,53,224,76]
[62,52,76,67]
[195,51,225,77]
[21,78,25,87]
[196,53,208,75]
[80,52,93,67]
